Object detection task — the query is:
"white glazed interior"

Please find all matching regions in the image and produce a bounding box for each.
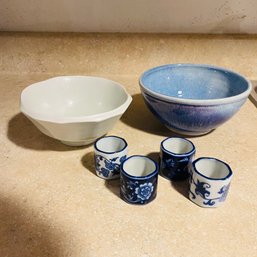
[96,137,126,153]
[21,76,131,122]
[162,137,193,154]
[123,156,156,177]
[195,159,231,179]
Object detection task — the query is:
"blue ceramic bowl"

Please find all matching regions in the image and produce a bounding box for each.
[139,64,252,135]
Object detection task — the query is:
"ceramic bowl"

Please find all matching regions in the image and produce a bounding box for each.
[139,64,252,136]
[20,76,132,146]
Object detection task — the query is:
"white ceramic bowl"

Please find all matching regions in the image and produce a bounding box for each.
[20,76,132,146]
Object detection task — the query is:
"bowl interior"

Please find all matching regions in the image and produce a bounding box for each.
[141,65,249,100]
[22,76,128,118]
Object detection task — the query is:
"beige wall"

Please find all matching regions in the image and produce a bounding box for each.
[0,0,256,33]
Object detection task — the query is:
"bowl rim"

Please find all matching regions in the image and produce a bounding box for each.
[20,76,132,123]
[139,63,252,106]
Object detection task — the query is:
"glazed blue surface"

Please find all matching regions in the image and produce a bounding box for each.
[95,154,127,179]
[143,92,246,134]
[141,64,249,100]
[160,137,195,181]
[140,64,251,135]
[120,156,158,205]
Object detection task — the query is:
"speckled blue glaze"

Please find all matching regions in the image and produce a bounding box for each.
[141,65,248,99]
[139,64,252,135]
[143,93,246,134]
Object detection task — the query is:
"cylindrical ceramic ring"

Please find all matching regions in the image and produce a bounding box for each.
[189,157,233,208]
[120,155,158,205]
[160,137,196,181]
[94,136,128,180]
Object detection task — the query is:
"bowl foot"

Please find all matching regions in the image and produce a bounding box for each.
[61,139,96,146]
[165,126,213,136]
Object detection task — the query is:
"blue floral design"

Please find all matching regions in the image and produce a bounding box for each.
[190,176,231,207]
[104,159,119,175]
[195,179,211,198]
[99,167,110,178]
[120,155,127,164]
[161,152,192,181]
[203,199,216,206]
[218,184,230,202]
[163,158,176,168]
[120,177,157,204]
[95,154,126,178]
[135,183,154,200]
